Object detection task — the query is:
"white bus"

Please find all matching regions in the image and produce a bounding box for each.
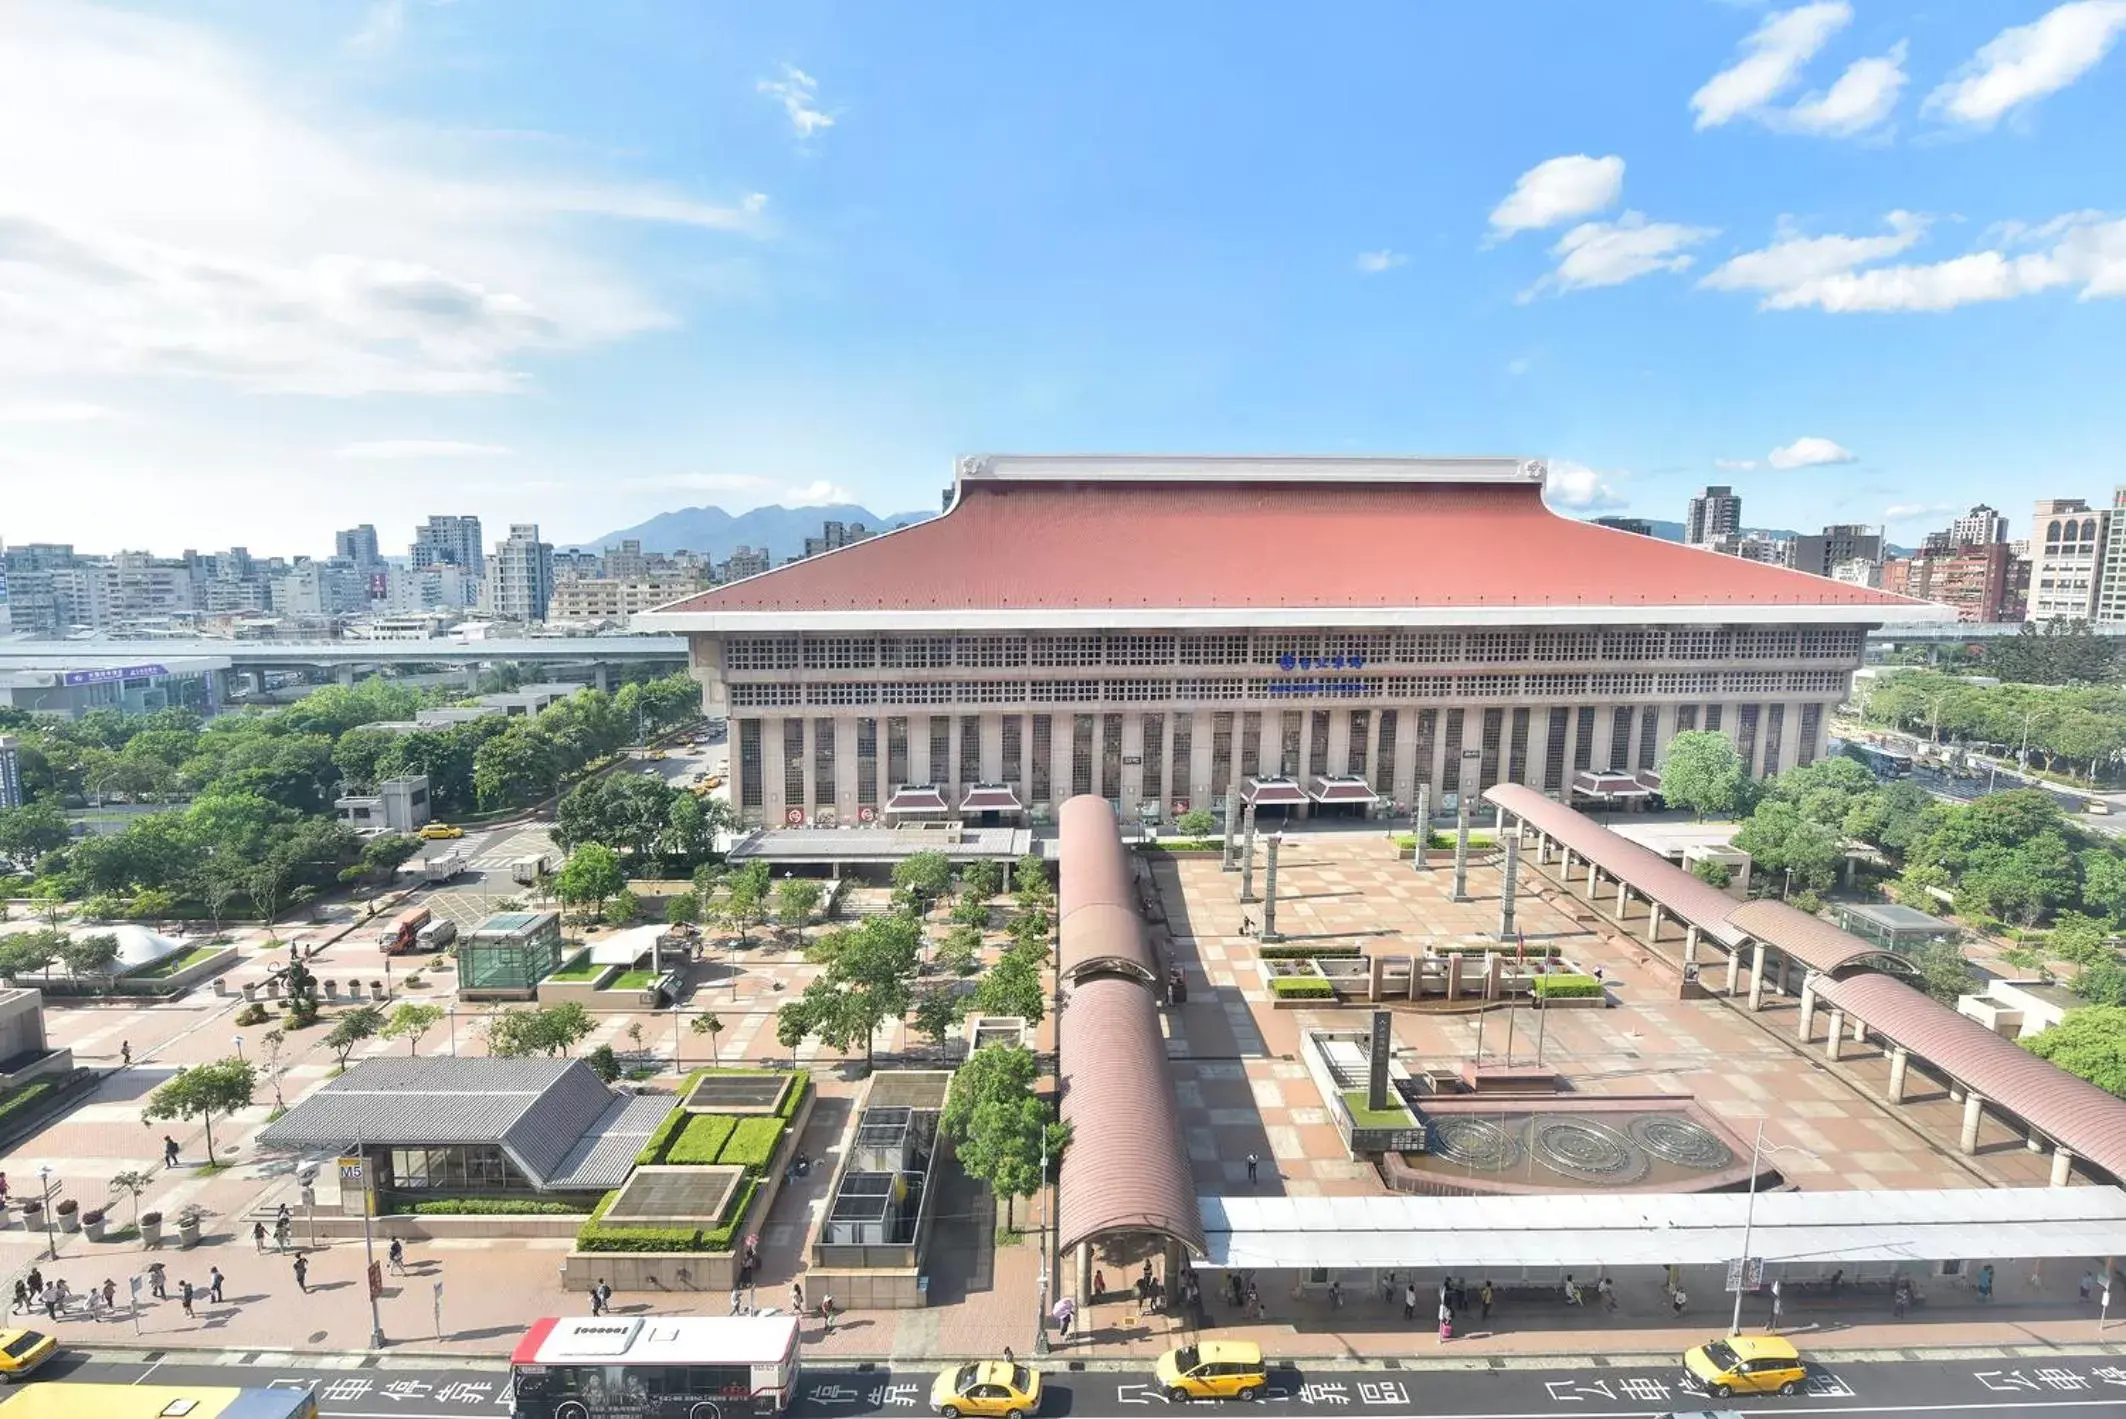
[511,1315,802,1419]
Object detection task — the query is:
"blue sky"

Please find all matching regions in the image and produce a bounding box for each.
[3,0,2125,555]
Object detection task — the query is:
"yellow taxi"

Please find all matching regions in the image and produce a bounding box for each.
[645,750,667,761]
[1154,1341,1268,1402]
[419,823,464,840]
[1682,1335,1807,1397]
[0,1326,57,1381]
[930,1360,1042,1418]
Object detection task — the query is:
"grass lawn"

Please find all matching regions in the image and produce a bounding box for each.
[607,970,657,991]
[126,944,224,980]
[548,953,604,982]
[1342,1089,1416,1130]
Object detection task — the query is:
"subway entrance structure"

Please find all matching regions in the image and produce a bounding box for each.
[638,455,1929,829]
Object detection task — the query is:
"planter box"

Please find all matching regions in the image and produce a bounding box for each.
[141,1216,163,1247]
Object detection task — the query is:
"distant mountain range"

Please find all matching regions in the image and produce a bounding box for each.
[575,503,937,562]
[1599,518,1912,558]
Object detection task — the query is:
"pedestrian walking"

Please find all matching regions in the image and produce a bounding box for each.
[1438,1299,1453,1344]
[121,1041,131,1067]
[40,1283,58,1320]
[790,1281,803,1315]
[1402,1282,1417,1321]
[1245,1153,1259,1185]
[1328,1279,1343,1309]
[2082,1269,2098,1302]
[591,1280,608,1316]
[730,1288,744,1315]
[147,1262,166,1300]
[1669,1284,1687,1316]
[1977,1263,1995,1301]
[253,1222,267,1253]
[163,1135,180,1169]
[276,1218,291,1252]
[1766,1277,1782,1329]
[1598,1276,1616,1314]
[292,1255,308,1294]
[180,1280,195,1318]
[101,1278,117,1313]
[388,1238,405,1275]
[1563,1275,1582,1306]
[1093,1269,1107,1300]
[25,1267,41,1300]
[1052,1297,1076,1339]
[1892,1278,1911,1318]
[9,1280,25,1315]
[821,1295,836,1333]
[1479,1280,1494,1321]
[597,1280,613,1315]
[209,1267,224,1304]
[1003,1347,1015,1367]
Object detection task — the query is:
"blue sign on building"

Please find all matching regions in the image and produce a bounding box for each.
[62,663,169,687]
[1277,653,1365,672]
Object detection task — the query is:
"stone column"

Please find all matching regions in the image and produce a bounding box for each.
[1748,943,1769,1011]
[1825,1008,1845,1061]
[1451,790,1472,902]
[1797,973,1817,1042]
[1077,1242,1093,1303]
[1682,925,1700,970]
[1369,955,1386,1003]
[1645,902,1664,946]
[1445,952,1463,1001]
[1486,951,1505,1001]
[2052,1147,2077,1187]
[1725,947,1742,996]
[593,662,614,693]
[1535,833,1551,866]
[1239,803,1259,903]
[1852,1016,1867,1044]
[1585,861,1601,900]
[1412,784,1432,872]
[1560,847,1574,880]
[1614,878,1630,920]
[336,663,357,686]
[1887,1045,1909,1103]
[1222,789,1243,871]
[1498,834,1521,941]
[1261,834,1283,943]
[1493,803,1506,835]
[1961,1092,1986,1154]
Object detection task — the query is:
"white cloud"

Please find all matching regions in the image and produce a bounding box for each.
[1781,41,1909,135]
[1926,1,2126,128]
[786,479,857,506]
[1691,3,1852,128]
[1487,155,1625,238]
[347,0,406,54]
[1767,436,1857,468]
[758,64,834,139]
[1885,501,1957,521]
[1714,457,1762,471]
[1702,208,2126,312]
[0,400,117,423]
[1520,212,1715,300]
[334,440,511,459]
[1355,249,1408,274]
[1543,460,1629,513]
[1505,355,1533,377]
[0,2,766,397]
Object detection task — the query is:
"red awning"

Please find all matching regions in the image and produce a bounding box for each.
[960,784,1024,813]
[1574,771,1652,799]
[1633,769,1663,794]
[1243,777,1310,806]
[1308,775,1377,804]
[885,785,950,814]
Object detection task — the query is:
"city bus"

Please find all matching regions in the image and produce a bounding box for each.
[0,1384,318,1419]
[511,1315,802,1419]
[1839,741,1915,780]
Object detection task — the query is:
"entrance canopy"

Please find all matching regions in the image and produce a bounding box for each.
[884,785,949,815]
[1573,770,1652,799]
[1308,775,1376,805]
[1199,1187,2126,1272]
[959,783,1024,814]
[1244,776,1310,807]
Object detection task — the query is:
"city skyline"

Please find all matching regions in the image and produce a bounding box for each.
[4,2,2126,548]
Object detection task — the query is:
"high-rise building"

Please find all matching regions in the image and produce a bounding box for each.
[2093,488,2126,625]
[1591,516,1653,536]
[1830,559,1883,588]
[1787,525,1884,579]
[1885,542,2015,622]
[411,515,485,578]
[718,546,771,583]
[1944,505,2009,548]
[482,523,555,622]
[335,525,382,568]
[2030,498,2109,622]
[803,521,874,559]
[1707,532,1787,564]
[603,540,650,581]
[0,733,23,810]
[1686,486,1742,545]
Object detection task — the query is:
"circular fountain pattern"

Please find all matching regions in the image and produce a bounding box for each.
[1532,1116,1650,1184]
[1428,1115,1523,1172]
[1628,1115,1735,1170]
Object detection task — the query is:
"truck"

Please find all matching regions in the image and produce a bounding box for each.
[398,850,467,886]
[510,852,556,887]
[381,906,433,954]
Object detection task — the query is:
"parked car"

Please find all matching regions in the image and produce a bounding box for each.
[1682,1336,1807,1398]
[1154,1342,1267,1402]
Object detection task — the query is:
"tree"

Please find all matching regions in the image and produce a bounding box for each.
[666,890,701,928]
[1689,857,1732,889]
[973,953,1047,1025]
[1732,802,1844,897]
[2026,1005,2126,1096]
[554,844,626,920]
[1913,939,1977,1006]
[259,1028,290,1110]
[940,1044,1066,1228]
[1012,853,1050,903]
[943,1042,1040,1141]
[57,931,122,989]
[775,912,921,1067]
[0,802,70,865]
[0,928,63,983]
[585,1043,622,1083]
[350,833,422,885]
[324,1005,385,1068]
[1006,907,1052,964]
[556,773,679,860]
[249,854,298,937]
[108,1169,153,1236]
[891,851,953,910]
[958,859,1002,900]
[381,1002,445,1056]
[1660,731,1751,820]
[29,881,71,931]
[1175,808,1218,836]
[608,888,640,925]
[141,1056,256,1164]
[935,924,983,976]
[473,721,562,810]
[2073,959,2126,1006]
[950,890,991,929]
[485,1002,596,1058]
[719,860,771,945]
[912,982,969,1048]
[776,878,822,933]
[2049,912,2116,967]
[691,1010,726,1066]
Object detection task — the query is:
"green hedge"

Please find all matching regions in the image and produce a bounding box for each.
[0,1081,54,1125]
[1145,838,1223,853]
[1391,832,1499,850]
[1258,944,1365,960]
[576,1177,759,1253]
[1269,977,1335,999]
[718,1116,786,1168]
[669,1114,738,1166]
[1432,942,1565,958]
[702,1179,759,1251]
[635,1105,689,1166]
[777,1073,811,1119]
[1532,972,1604,999]
[401,1197,588,1216]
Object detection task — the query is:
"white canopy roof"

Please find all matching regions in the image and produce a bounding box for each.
[106,925,187,970]
[587,924,666,967]
[1199,1188,2126,1271]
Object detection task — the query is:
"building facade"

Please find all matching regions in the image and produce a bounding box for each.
[1883,542,2015,622]
[1788,524,1884,579]
[551,574,704,625]
[2031,497,2108,622]
[2094,488,2126,625]
[412,515,486,578]
[1686,486,1742,545]
[1945,504,2009,548]
[641,456,1926,829]
[482,524,556,622]
[0,734,23,811]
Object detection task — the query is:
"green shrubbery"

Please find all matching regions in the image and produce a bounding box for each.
[1532,973,1604,999]
[1432,942,1565,958]
[1269,977,1334,999]
[668,1114,737,1165]
[1258,943,1364,960]
[635,1106,688,1165]
[1146,838,1224,853]
[0,1081,55,1125]
[718,1116,786,1168]
[402,1197,587,1216]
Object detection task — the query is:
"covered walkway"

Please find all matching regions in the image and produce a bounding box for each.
[1812,972,2126,1185]
[1058,794,1157,985]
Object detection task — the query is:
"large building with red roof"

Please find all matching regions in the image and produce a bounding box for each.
[636,455,1928,830]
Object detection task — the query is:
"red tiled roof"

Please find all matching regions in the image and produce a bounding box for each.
[1308,775,1377,803]
[1245,777,1312,806]
[651,481,1918,616]
[1058,976,1204,1255]
[1726,899,1889,976]
[959,785,1023,812]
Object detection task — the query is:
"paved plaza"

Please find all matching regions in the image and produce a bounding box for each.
[2,824,2117,1362]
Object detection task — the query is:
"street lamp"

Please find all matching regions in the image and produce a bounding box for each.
[447,1006,457,1056]
[1729,1121,1820,1336]
[36,1165,55,1261]
[232,1034,245,1064]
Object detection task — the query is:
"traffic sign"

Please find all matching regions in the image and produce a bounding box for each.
[337,1156,364,1186]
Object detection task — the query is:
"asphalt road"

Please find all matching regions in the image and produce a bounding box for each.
[36,1348,2126,1419]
